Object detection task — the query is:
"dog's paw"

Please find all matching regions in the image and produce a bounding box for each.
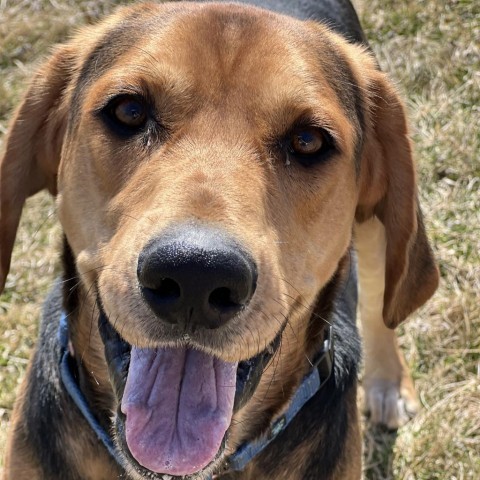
[363,378,419,430]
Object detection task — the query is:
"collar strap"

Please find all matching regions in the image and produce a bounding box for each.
[58,312,334,477]
[223,324,334,473]
[58,313,128,469]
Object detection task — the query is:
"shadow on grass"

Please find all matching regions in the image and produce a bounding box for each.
[363,422,398,480]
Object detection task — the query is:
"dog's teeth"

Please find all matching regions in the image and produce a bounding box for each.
[162,475,172,480]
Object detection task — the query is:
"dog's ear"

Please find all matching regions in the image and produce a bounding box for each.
[0,45,76,292]
[356,69,439,328]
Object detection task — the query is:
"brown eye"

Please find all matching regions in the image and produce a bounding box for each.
[101,95,149,136]
[286,126,335,167]
[290,128,325,155]
[112,97,147,128]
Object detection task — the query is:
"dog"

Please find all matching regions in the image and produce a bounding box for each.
[0,0,439,478]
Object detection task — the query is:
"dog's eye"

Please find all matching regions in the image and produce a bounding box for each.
[291,129,324,154]
[112,97,147,127]
[103,95,148,134]
[287,127,334,166]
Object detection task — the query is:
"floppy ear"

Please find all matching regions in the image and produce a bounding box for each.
[356,69,439,328]
[0,45,76,292]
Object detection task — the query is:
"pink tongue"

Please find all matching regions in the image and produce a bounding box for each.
[121,347,237,476]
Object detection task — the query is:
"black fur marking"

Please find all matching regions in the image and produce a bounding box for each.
[17,240,83,478]
[255,368,359,479]
[20,282,84,479]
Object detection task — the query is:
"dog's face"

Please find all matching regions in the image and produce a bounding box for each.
[0,2,438,479]
[61,4,359,358]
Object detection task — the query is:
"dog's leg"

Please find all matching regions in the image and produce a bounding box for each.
[355,217,419,429]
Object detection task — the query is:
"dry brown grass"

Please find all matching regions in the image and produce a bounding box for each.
[1,0,479,478]
[361,1,480,478]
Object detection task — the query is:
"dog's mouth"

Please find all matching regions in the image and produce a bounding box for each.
[98,313,282,478]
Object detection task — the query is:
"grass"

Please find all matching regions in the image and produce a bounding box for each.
[0,0,479,478]
[360,0,480,478]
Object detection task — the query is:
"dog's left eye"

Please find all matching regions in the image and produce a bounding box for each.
[286,127,334,166]
[103,95,148,134]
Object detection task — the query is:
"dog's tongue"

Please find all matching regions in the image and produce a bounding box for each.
[121,346,237,476]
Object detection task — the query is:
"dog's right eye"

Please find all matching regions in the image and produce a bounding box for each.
[102,95,148,134]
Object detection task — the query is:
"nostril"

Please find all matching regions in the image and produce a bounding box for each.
[208,287,241,312]
[151,278,181,302]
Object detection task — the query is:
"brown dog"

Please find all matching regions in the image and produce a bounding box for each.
[0,1,438,479]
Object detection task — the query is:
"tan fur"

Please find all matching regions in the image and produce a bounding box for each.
[0,2,438,478]
[354,65,439,327]
[356,216,420,428]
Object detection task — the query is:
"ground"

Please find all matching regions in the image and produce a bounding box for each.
[0,0,479,478]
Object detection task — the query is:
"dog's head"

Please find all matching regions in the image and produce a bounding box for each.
[0,2,438,478]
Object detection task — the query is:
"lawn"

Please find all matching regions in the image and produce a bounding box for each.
[0,0,479,478]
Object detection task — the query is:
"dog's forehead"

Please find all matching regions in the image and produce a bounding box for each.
[74,4,358,114]
[157,4,308,69]
[136,8,312,103]
[92,3,314,73]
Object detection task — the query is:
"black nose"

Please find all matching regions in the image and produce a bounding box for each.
[137,224,257,329]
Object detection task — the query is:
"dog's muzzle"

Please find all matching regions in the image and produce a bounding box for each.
[96,224,282,476]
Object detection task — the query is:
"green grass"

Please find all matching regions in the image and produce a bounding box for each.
[1,0,479,478]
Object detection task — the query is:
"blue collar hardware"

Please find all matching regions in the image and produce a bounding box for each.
[58,312,334,478]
